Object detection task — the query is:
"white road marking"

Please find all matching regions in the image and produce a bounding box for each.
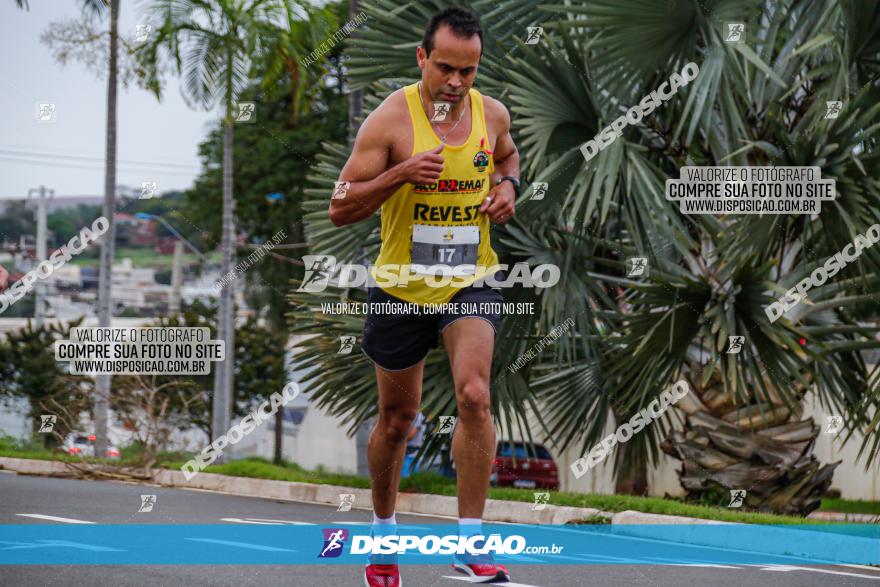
[643,556,742,568]
[550,552,660,564]
[760,565,880,580]
[0,539,122,552]
[243,518,315,525]
[16,514,95,524]
[838,564,880,572]
[186,538,296,552]
[443,577,544,586]
[220,517,282,525]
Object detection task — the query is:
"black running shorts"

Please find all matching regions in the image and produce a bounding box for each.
[361,273,504,371]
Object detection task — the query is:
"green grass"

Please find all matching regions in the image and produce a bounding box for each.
[0,442,850,526]
[820,498,880,515]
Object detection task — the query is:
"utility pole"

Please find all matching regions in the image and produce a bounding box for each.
[212,93,236,464]
[94,0,120,458]
[170,240,183,314]
[28,185,52,327]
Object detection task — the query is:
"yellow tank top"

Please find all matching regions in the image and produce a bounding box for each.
[371,82,500,305]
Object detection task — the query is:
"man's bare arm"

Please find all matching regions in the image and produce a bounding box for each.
[329,97,444,227]
[489,99,519,185]
[480,98,519,223]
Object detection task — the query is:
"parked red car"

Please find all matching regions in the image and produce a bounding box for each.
[490,441,559,490]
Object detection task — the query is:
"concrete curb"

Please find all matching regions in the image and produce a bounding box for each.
[2,457,876,564]
[0,457,604,524]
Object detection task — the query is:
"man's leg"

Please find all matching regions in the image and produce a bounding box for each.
[442,318,496,519]
[368,360,424,518]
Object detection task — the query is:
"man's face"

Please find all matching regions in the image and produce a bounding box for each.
[417,25,481,105]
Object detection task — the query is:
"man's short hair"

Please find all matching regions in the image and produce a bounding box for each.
[422,7,483,57]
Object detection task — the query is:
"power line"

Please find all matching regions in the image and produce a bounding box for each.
[0,148,201,169]
[0,156,197,177]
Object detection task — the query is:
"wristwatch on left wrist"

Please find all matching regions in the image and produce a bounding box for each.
[497,176,520,198]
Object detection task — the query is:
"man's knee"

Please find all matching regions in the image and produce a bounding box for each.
[377,406,418,445]
[456,380,491,424]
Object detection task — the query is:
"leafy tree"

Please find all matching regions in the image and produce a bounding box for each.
[0,201,36,244]
[0,319,93,445]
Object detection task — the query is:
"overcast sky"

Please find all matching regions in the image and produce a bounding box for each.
[0,1,217,200]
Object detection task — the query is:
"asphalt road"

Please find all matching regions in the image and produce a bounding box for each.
[2,471,879,586]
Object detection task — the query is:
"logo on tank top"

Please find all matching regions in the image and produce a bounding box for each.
[413,178,486,194]
[473,150,489,173]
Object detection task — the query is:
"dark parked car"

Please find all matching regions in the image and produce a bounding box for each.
[490,441,559,490]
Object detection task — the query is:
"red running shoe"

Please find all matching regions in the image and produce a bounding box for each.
[364,563,402,587]
[452,552,510,583]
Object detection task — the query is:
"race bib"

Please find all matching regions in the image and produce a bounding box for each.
[411,224,479,275]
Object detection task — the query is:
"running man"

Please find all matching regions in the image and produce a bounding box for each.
[328,7,519,585]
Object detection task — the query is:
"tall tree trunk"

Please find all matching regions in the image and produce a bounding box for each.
[614,440,648,495]
[94,0,119,458]
[212,116,235,464]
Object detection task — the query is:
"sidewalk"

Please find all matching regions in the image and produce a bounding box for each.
[2,456,877,565]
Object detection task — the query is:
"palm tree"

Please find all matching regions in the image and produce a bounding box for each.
[139,0,287,459]
[33,0,120,456]
[261,1,339,123]
[287,0,880,514]
[94,0,119,460]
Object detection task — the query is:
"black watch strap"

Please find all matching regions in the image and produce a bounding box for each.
[498,176,521,197]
